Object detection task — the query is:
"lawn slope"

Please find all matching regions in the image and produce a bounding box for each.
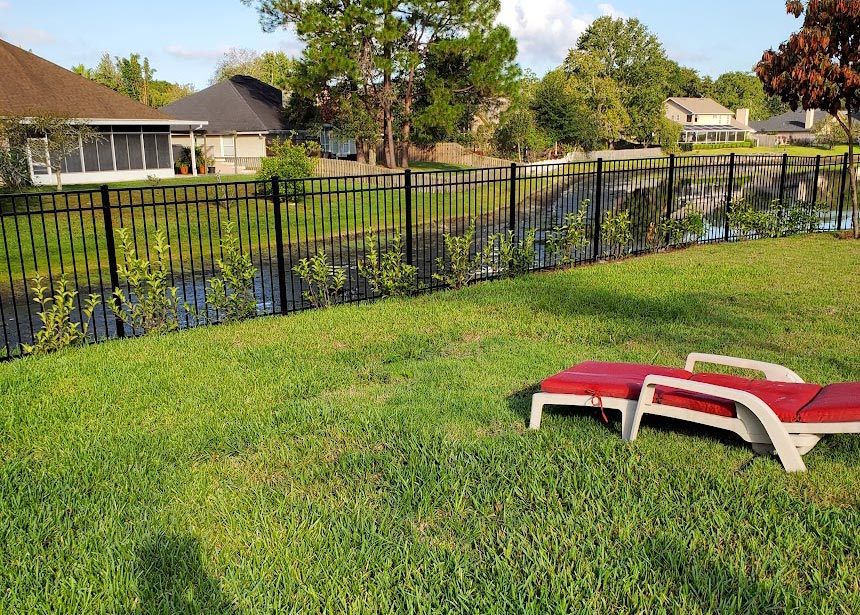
[1,235,860,613]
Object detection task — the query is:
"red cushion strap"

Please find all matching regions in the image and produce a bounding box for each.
[585,389,609,424]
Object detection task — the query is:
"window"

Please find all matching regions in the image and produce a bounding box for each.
[686,114,693,122]
[59,143,83,173]
[28,138,49,175]
[142,132,173,169]
[221,136,235,158]
[113,134,131,170]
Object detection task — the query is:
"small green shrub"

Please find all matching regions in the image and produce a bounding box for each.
[22,274,100,355]
[111,229,182,334]
[600,209,632,259]
[256,136,317,185]
[728,199,824,240]
[547,205,589,268]
[358,231,418,298]
[294,251,346,308]
[650,209,706,251]
[490,228,537,279]
[204,220,258,322]
[433,220,491,290]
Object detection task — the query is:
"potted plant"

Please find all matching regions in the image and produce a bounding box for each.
[179,163,189,175]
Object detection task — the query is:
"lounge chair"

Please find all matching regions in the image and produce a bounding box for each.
[530,353,860,472]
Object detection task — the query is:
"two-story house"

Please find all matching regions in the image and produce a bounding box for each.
[664,97,755,145]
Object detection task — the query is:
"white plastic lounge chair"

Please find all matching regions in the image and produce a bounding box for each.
[531,353,860,472]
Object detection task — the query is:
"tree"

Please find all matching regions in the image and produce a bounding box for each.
[244,0,518,168]
[492,105,549,162]
[531,69,600,152]
[756,0,860,238]
[0,118,32,191]
[563,50,628,147]
[210,48,296,91]
[576,16,670,146]
[74,54,194,107]
[2,115,100,192]
[814,114,848,150]
[666,61,709,98]
[711,71,786,121]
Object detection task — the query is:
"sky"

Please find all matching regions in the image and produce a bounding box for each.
[0,0,801,91]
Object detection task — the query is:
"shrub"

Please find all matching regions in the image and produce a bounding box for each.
[600,209,632,259]
[294,251,346,309]
[358,231,418,298]
[432,220,492,290]
[649,209,706,251]
[547,205,589,268]
[111,229,182,334]
[490,228,537,279]
[0,144,32,192]
[256,136,317,185]
[728,199,824,240]
[204,220,258,322]
[22,274,100,355]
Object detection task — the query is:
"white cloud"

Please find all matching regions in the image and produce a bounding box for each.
[165,44,228,61]
[0,2,10,9]
[597,3,625,19]
[0,27,55,46]
[497,0,590,73]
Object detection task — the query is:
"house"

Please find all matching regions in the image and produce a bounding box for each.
[0,38,206,186]
[664,97,755,145]
[162,76,356,174]
[750,109,832,145]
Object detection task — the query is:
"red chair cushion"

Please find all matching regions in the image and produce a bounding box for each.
[798,383,860,423]
[540,361,692,400]
[656,373,821,422]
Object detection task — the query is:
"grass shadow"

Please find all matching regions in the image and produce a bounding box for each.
[507,383,624,434]
[130,532,235,615]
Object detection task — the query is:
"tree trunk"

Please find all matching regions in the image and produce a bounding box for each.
[356,141,367,164]
[381,44,396,169]
[55,168,63,192]
[849,112,859,239]
[400,65,416,169]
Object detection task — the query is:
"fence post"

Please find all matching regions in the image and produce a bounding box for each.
[100,185,125,339]
[811,154,821,206]
[778,153,788,209]
[664,153,675,245]
[592,158,603,261]
[724,152,736,241]
[508,163,517,234]
[404,169,413,266]
[271,176,288,316]
[837,152,848,231]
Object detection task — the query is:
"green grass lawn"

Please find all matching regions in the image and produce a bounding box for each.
[3,235,860,613]
[409,161,473,172]
[685,144,849,158]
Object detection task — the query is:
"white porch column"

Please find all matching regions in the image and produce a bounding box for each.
[233,133,238,175]
[190,130,198,176]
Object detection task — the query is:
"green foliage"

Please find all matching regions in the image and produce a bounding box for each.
[74,52,194,107]
[547,206,590,268]
[21,274,100,355]
[210,48,296,92]
[531,69,600,151]
[358,232,418,298]
[433,220,491,290]
[489,228,537,279]
[728,199,826,240]
[600,209,633,259]
[256,137,317,184]
[492,105,550,162]
[711,71,787,121]
[204,221,258,322]
[649,210,706,251]
[686,140,755,151]
[294,251,346,309]
[655,116,682,153]
[0,140,31,192]
[111,229,182,334]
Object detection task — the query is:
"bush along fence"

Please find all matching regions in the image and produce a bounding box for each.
[0,152,851,357]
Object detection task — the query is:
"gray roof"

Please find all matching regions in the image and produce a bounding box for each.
[162,75,291,133]
[666,97,733,115]
[750,109,827,133]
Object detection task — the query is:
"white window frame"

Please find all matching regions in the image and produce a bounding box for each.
[221,136,235,158]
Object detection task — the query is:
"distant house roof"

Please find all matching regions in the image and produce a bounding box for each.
[162,76,292,133]
[0,38,177,122]
[666,97,734,116]
[750,109,830,133]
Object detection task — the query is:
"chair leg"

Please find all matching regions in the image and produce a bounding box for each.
[624,407,644,442]
[529,395,545,430]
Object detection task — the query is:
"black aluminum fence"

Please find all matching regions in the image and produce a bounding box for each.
[0,153,852,358]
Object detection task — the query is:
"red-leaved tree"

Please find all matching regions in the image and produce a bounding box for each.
[755,0,860,238]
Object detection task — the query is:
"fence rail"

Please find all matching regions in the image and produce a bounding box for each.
[0,153,851,358]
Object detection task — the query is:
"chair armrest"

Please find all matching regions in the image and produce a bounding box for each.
[683,353,804,383]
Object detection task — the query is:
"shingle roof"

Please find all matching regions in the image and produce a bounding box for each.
[750,109,826,133]
[0,38,174,121]
[161,76,292,133]
[666,97,734,116]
